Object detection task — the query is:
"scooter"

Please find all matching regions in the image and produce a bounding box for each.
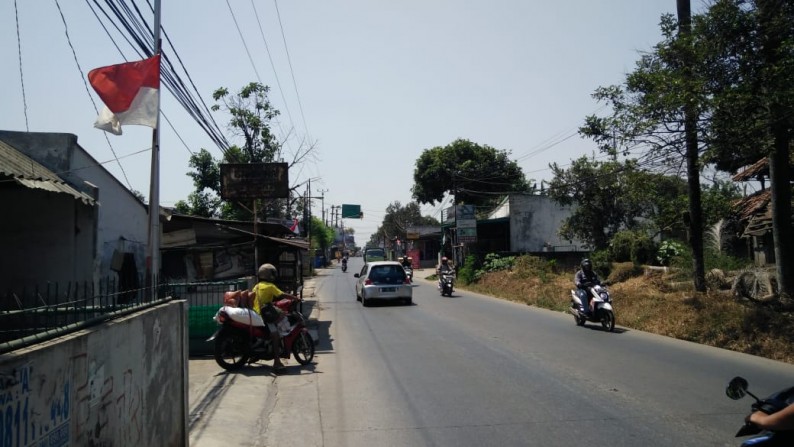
[726,376,794,446]
[569,284,615,331]
[342,259,348,272]
[403,266,413,282]
[439,272,455,296]
[209,292,314,371]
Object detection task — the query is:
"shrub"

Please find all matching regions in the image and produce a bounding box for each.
[656,240,685,267]
[609,230,657,265]
[481,253,515,272]
[588,250,612,278]
[458,255,480,285]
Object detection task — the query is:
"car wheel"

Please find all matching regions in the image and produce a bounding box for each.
[362,295,370,307]
[405,298,412,306]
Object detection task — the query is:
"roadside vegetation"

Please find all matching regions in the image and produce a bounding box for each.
[451,250,794,365]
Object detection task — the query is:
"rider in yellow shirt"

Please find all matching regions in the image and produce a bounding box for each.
[252,263,298,372]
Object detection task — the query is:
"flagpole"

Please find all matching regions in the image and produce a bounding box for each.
[148,0,162,291]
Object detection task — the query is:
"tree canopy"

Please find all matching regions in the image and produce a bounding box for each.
[412,139,533,209]
[369,201,439,247]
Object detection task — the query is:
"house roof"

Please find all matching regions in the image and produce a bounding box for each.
[0,140,96,205]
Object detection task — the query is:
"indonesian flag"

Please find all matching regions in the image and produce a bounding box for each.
[88,55,160,135]
[290,218,300,235]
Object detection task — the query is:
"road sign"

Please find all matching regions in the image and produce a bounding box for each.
[220,163,289,199]
[342,204,362,218]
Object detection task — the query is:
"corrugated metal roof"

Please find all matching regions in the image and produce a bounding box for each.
[0,140,96,205]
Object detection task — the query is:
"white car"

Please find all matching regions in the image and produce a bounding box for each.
[354,261,413,306]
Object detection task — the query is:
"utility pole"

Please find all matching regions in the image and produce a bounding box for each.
[317,189,328,226]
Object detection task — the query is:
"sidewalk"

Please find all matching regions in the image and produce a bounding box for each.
[187,272,325,445]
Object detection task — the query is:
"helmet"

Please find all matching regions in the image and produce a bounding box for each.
[441,257,448,263]
[257,263,278,281]
[581,258,592,270]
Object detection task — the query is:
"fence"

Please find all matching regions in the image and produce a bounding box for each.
[0,276,173,354]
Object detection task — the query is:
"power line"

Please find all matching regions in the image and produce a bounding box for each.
[273,0,311,140]
[55,0,133,189]
[14,0,29,131]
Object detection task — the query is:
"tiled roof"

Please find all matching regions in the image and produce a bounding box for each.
[0,140,96,205]
[732,158,768,182]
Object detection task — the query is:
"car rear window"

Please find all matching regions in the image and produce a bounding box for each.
[368,265,406,284]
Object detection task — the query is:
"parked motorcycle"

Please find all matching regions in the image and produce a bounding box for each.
[439,272,455,297]
[569,284,615,331]
[209,293,315,371]
[726,376,794,446]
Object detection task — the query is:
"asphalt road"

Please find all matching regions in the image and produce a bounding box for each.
[189,257,794,446]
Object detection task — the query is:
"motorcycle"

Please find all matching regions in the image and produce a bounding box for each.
[403,266,413,282]
[569,284,615,331]
[439,271,455,296]
[209,292,315,371]
[341,258,348,272]
[726,376,794,446]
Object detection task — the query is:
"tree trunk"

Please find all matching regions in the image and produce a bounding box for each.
[758,0,794,302]
[678,0,707,292]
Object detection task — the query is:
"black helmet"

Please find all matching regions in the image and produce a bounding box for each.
[581,259,592,270]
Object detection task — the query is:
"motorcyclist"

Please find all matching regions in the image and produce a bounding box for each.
[251,263,298,373]
[401,256,412,269]
[437,256,454,289]
[574,258,600,316]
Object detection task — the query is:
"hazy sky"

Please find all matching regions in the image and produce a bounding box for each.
[1,0,687,244]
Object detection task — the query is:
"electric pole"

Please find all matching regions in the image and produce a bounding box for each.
[317,189,328,226]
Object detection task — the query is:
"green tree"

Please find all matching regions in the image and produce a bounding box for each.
[177,82,316,222]
[310,216,334,258]
[412,139,533,209]
[696,0,794,300]
[369,201,440,247]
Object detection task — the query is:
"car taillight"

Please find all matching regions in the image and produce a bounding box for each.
[404,277,411,284]
[364,279,373,285]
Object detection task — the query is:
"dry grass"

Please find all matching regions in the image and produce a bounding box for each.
[460,269,794,364]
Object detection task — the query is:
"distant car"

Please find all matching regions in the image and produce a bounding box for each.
[363,247,386,263]
[354,261,412,306]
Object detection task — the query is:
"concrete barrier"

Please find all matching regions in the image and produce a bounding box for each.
[0,300,188,446]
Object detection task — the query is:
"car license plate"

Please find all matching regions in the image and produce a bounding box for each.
[381,287,396,292]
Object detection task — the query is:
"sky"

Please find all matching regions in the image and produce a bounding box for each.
[0,0,690,245]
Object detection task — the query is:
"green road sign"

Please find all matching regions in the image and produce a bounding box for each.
[342,204,362,218]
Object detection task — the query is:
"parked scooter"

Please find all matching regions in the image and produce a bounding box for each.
[439,272,455,297]
[726,376,794,446]
[569,284,615,331]
[209,291,314,371]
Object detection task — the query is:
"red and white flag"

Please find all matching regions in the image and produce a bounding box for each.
[290,218,300,235]
[88,54,160,135]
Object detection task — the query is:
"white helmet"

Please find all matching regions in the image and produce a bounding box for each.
[257,263,277,281]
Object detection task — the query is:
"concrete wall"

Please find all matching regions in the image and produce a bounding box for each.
[0,186,95,290]
[0,300,188,447]
[0,131,149,281]
[509,195,586,253]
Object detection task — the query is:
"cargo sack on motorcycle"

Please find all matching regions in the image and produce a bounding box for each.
[261,302,281,324]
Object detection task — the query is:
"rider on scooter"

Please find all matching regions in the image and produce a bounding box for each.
[575,259,600,316]
[437,256,454,289]
[252,263,298,373]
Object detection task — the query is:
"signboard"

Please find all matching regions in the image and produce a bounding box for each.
[220,163,289,199]
[458,227,477,243]
[342,204,362,218]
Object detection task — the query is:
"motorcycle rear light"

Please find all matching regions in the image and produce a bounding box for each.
[218,313,227,323]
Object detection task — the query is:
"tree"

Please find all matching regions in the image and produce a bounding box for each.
[310,216,334,259]
[695,0,794,300]
[177,82,317,222]
[369,201,439,247]
[412,139,533,209]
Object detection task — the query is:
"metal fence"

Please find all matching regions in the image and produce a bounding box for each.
[0,276,174,354]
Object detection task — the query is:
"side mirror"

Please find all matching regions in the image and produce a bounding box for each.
[354,273,360,278]
[726,376,749,400]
